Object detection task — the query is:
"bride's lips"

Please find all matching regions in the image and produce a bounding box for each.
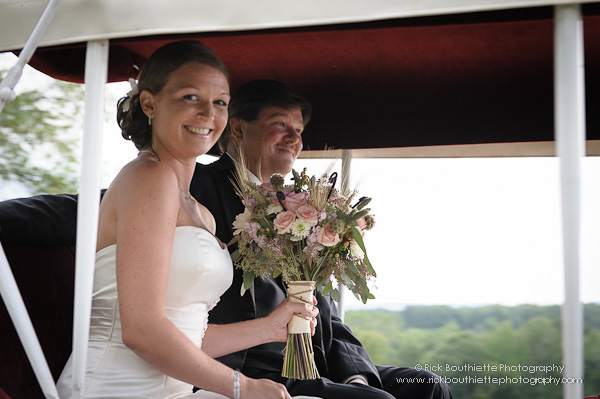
[185,125,212,136]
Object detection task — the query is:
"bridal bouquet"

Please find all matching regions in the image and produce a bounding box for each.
[229,166,376,379]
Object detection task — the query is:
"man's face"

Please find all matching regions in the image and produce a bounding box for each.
[238,106,304,180]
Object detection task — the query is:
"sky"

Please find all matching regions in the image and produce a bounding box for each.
[2,52,599,310]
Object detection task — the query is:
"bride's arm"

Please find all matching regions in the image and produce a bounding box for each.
[111,163,283,398]
[202,298,318,358]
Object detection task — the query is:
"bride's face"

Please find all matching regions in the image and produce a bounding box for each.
[146,62,230,158]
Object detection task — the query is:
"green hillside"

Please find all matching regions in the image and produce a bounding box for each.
[344,304,600,398]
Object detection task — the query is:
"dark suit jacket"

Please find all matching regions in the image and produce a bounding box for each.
[190,156,382,387]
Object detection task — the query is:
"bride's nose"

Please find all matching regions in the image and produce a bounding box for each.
[196,102,215,121]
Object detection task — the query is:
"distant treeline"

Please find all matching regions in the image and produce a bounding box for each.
[344,304,600,399]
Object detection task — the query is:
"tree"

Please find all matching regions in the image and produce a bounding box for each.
[352,330,388,364]
[584,327,600,395]
[0,70,83,196]
[346,304,600,399]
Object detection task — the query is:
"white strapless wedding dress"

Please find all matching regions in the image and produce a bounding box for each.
[56,227,228,398]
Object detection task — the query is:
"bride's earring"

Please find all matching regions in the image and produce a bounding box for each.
[148,114,152,126]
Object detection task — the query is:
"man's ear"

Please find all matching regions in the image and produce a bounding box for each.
[139,90,155,117]
[229,118,244,143]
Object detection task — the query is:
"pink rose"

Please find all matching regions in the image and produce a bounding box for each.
[296,204,319,226]
[273,211,296,234]
[316,225,341,247]
[284,191,308,213]
[355,217,366,237]
[356,217,367,230]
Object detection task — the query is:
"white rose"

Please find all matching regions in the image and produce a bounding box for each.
[349,241,365,260]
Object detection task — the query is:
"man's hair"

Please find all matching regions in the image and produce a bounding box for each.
[218,79,312,153]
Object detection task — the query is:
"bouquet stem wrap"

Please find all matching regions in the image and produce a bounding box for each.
[282,281,320,379]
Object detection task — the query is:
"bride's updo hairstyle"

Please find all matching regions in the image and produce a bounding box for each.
[117,40,229,150]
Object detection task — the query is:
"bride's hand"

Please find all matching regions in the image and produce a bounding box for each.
[241,374,291,399]
[265,297,319,342]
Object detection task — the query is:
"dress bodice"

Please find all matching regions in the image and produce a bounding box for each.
[90,226,232,346]
[57,226,233,399]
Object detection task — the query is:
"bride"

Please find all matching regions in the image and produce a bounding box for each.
[56,40,319,399]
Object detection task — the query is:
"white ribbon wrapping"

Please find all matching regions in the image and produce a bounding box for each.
[286,281,315,334]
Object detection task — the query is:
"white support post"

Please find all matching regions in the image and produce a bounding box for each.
[338,149,353,322]
[71,40,109,399]
[554,5,585,399]
[0,245,60,399]
[0,1,65,396]
[0,0,63,114]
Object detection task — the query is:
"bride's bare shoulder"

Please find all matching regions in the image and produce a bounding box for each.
[102,157,178,213]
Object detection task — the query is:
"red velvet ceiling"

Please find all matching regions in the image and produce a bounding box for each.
[26,5,600,152]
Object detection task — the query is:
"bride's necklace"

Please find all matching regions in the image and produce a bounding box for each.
[138,147,195,202]
[138,148,160,162]
[179,187,194,201]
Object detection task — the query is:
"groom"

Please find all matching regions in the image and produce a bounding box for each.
[191,79,453,399]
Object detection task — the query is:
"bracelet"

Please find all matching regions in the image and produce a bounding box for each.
[233,370,240,399]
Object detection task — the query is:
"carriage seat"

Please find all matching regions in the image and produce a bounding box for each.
[0,193,90,398]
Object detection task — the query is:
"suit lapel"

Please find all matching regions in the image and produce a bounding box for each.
[211,156,260,305]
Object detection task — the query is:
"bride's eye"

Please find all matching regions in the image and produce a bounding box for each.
[183,94,199,101]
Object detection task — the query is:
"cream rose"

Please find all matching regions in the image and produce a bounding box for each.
[232,209,252,235]
[273,211,296,234]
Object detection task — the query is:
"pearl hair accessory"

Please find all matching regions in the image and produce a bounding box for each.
[122,78,139,112]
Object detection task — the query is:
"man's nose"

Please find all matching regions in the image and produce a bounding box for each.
[284,127,302,144]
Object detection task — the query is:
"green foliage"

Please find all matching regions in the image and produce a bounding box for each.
[0,70,83,195]
[399,304,561,330]
[584,303,600,329]
[584,328,600,393]
[345,304,600,399]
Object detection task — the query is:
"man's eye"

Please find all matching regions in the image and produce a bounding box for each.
[275,122,285,127]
